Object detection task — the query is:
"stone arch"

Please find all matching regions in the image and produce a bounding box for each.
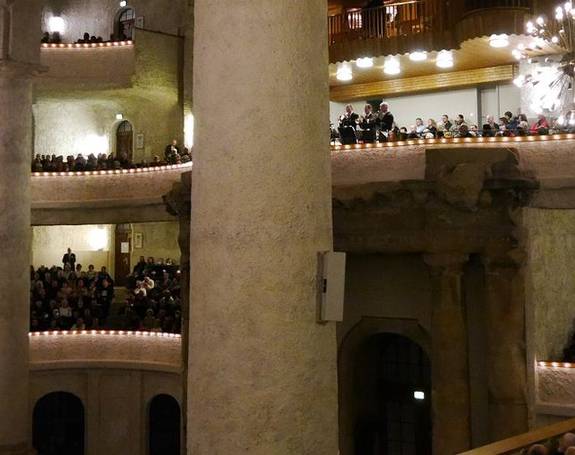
[148,394,181,455]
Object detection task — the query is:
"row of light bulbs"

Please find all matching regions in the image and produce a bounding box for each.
[336,50,454,81]
[336,33,511,82]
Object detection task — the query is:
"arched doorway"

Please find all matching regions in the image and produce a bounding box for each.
[116,120,133,161]
[33,392,85,455]
[149,394,181,455]
[116,7,135,40]
[351,333,431,455]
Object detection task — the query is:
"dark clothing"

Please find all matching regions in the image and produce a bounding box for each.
[62,253,76,268]
[359,112,376,130]
[339,112,359,129]
[376,111,394,132]
[164,144,180,161]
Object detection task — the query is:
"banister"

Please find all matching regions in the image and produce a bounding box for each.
[458,417,575,455]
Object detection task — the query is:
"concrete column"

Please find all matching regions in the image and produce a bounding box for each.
[424,253,471,455]
[483,253,528,441]
[0,78,32,455]
[190,1,337,454]
[0,2,39,454]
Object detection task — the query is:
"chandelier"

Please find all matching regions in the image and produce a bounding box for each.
[512,2,575,125]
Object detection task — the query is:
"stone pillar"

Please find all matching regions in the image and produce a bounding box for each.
[189,1,337,454]
[424,253,471,455]
[0,1,39,454]
[483,252,528,441]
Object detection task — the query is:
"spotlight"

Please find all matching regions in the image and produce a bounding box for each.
[383,56,401,75]
[356,57,374,68]
[336,64,353,81]
[489,34,509,48]
[409,51,427,62]
[436,50,454,69]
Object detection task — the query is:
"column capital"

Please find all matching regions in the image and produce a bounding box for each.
[482,248,525,273]
[424,253,469,275]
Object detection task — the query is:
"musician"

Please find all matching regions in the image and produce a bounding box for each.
[376,101,394,141]
[359,104,377,143]
[338,104,359,144]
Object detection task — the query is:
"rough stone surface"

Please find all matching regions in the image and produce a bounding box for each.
[189,1,338,454]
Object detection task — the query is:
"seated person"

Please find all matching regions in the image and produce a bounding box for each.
[530,114,550,135]
[482,124,494,137]
[165,139,181,162]
[424,119,437,138]
[440,114,452,132]
[414,118,426,136]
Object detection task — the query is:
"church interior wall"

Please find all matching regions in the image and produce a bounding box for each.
[129,221,180,266]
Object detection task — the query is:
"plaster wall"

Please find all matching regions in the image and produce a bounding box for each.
[523,208,575,361]
[130,221,180,266]
[338,253,432,345]
[41,0,186,43]
[32,224,114,274]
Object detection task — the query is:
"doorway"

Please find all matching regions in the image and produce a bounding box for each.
[116,7,135,40]
[352,333,432,455]
[33,392,85,455]
[149,394,181,455]
[115,120,133,162]
[114,224,131,287]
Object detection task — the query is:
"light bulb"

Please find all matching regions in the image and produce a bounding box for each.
[336,64,353,81]
[356,57,374,68]
[383,57,401,75]
[436,50,453,69]
[409,51,427,62]
[489,34,509,48]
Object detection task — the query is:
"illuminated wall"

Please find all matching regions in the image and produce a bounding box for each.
[129,222,180,267]
[32,225,114,274]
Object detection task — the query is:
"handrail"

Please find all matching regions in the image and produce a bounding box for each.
[328,0,432,46]
[459,417,575,454]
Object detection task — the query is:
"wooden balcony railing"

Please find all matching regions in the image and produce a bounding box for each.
[464,0,531,12]
[328,1,434,46]
[458,417,575,455]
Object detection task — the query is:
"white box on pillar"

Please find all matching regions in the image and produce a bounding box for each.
[319,252,346,322]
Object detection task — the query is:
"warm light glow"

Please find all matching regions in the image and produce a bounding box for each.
[184,112,195,148]
[409,51,427,62]
[76,134,108,156]
[489,34,509,48]
[436,50,454,68]
[356,57,374,68]
[88,227,109,251]
[120,0,127,6]
[336,64,353,81]
[48,16,66,34]
[115,113,124,120]
[383,56,401,75]
[414,391,425,400]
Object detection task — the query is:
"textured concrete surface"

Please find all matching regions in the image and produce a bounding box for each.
[189,1,338,453]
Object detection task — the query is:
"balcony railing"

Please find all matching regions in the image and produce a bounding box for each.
[328,1,433,46]
[464,0,531,11]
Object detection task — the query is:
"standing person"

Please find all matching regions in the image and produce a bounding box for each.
[62,248,76,270]
[376,101,394,141]
[338,104,359,145]
[359,104,377,143]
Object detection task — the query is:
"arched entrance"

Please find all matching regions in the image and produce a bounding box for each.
[149,394,181,455]
[115,120,133,161]
[33,391,85,455]
[351,333,432,455]
[116,7,135,40]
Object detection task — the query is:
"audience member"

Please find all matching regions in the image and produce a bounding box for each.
[62,248,76,269]
[376,101,394,140]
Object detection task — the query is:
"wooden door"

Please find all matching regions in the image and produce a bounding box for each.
[116,120,133,161]
[114,224,131,287]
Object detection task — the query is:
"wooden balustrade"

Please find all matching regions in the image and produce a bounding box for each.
[459,417,575,455]
[328,1,433,46]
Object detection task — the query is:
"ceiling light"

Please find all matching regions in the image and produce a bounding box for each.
[356,57,374,68]
[120,0,127,6]
[489,34,509,48]
[414,391,425,400]
[336,64,353,81]
[48,16,66,34]
[383,56,401,75]
[115,113,124,120]
[409,51,427,62]
[436,50,454,69]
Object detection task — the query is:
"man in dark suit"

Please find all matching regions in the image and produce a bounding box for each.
[62,248,76,269]
[376,101,394,141]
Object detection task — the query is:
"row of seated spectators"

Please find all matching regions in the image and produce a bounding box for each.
[41,31,130,45]
[32,148,191,173]
[30,263,114,332]
[119,257,182,333]
[332,101,554,145]
[523,432,575,454]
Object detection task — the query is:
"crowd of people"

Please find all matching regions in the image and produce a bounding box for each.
[32,139,191,173]
[523,432,575,454]
[30,249,114,332]
[332,101,554,145]
[30,249,182,333]
[41,31,130,45]
[119,256,182,333]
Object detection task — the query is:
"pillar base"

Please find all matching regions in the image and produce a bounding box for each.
[0,442,32,455]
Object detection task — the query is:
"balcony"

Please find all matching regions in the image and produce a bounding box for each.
[328,1,445,63]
